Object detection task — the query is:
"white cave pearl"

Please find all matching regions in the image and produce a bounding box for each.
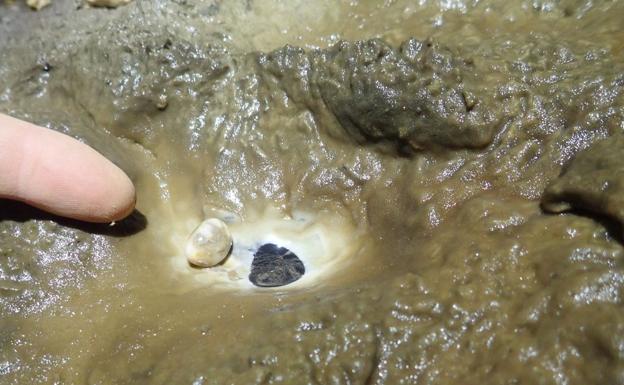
[185,218,233,267]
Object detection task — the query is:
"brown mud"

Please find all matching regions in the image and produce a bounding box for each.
[1,1,624,384]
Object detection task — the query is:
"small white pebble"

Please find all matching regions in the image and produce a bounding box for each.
[185,218,233,268]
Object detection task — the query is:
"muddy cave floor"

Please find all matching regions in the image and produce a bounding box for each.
[1,0,624,384]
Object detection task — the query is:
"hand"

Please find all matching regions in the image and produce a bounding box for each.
[0,113,136,223]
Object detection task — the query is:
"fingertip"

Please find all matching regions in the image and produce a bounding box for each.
[0,114,139,224]
[65,151,138,223]
[102,170,137,223]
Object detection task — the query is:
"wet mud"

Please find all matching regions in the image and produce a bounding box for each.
[1,0,624,384]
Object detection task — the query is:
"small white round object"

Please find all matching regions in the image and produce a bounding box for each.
[185,218,233,267]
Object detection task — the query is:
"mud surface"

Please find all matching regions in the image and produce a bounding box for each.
[1,1,624,384]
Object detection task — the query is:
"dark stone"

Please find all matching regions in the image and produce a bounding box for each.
[249,243,305,287]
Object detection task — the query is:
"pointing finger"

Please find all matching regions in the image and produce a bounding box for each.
[0,113,136,223]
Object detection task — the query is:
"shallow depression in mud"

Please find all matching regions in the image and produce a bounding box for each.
[170,207,369,291]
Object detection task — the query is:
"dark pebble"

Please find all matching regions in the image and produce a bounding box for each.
[249,243,305,287]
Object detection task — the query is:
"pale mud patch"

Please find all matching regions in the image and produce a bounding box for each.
[167,206,369,292]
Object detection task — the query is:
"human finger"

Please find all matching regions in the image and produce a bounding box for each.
[0,113,136,223]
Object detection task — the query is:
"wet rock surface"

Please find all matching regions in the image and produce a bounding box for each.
[1,0,624,384]
[249,243,305,287]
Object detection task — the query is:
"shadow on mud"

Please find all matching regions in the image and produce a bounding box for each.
[0,199,147,237]
[545,206,624,245]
